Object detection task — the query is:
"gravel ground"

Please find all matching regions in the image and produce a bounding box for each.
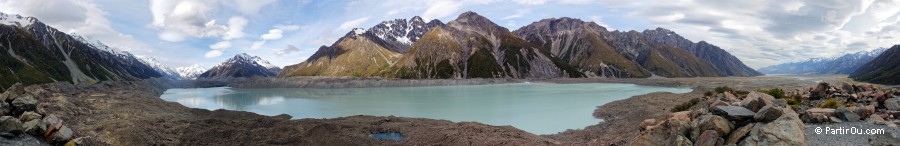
[804,122,900,146]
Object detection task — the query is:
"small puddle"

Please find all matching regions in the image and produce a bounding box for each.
[369,132,405,141]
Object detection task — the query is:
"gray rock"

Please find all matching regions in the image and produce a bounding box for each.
[10,96,36,115]
[803,108,835,123]
[18,112,41,122]
[741,91,775,112]
[726,123,754,144]
[22,119,45,136]
[674,134,692,146]
[835,107,861,122]
[695,130,719,146]
[49,125,73,143]
[773,99,787,108]
[710,106,756,121]
[753,106,783,123]
[0,116,23,135]
[42,114,61,128]
[693,115,733,140]
[0,101,9,117]
[886,98,900,111]
[740,107,805,145]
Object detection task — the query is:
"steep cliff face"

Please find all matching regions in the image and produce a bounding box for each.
[391,12,580,79]
[514,18,650,78]
[640,28,763,76]
[0,12,162,89]
[850,45,900,85]
[200,53,280,78]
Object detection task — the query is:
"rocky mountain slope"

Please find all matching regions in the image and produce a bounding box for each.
[199,53,280,78]
[137,57,181,80]
[759,48,887,75]
[850,45,900,85]
[279,16,444,78]
[176,64,206,80]
[0,12,163,90]
[280,12,761,79]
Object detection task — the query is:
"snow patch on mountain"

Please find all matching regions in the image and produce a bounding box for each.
[0,12,36,27]
[137,56,181,80]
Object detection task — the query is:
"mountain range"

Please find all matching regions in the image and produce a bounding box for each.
[850,45,900,85]
[176,64,207,80]
[279,11,762,79]
[758,48,887,75]
[0,12,162,89]
[199,53,281,78]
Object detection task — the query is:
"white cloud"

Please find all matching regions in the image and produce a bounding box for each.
[274,45,302,57]
[261,29,285,40]
[204,50,223,58]
[209,41,232,50]
[589,16,614,30]
[559,0,595,4]
[337,17,370,31]
[250,41,266,50]
[149,0,228,42]
[422,0,463,20]
[223,16,248,40]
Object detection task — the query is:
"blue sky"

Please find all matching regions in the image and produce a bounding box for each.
[2,0,899,70]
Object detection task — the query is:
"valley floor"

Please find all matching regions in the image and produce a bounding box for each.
[13,75,898,145]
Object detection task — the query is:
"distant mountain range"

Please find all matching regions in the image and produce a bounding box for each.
[850,45,900,85]
[279,11,762,78]
[758,48,887,75]
[176,64,206,80]
[0,12,162,89]
[199,53,280,78]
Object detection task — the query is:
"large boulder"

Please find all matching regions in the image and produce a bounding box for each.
[692,115,733,140]
[0,116,23,135]
[18,111,41,122]
[22,119,45,136]
[835,107,861,122]
[811,82,831,99]
[723,92,739,102]
[739,107,805,146]
[710,106,756,121]
[741,91,775,112]
[802,108,835,123]
[695,130,719,146]
[754,106,783,123]
[49,125,74,143]
[886,98,900,111]
[856,105,876,118]
[674,135,692,146]
[726,123,754,145]
[629,115,693,145]
[11,95,37,115]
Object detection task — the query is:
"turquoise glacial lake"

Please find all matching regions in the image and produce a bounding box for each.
[160,83,691,135]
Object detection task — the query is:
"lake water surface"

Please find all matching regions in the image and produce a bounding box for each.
[160,83,691,134]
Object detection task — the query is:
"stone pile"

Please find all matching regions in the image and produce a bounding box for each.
[630,90,805,146]
[0,83,84,145]
[794,82,899,127]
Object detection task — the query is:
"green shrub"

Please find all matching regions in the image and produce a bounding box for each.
[760,88,786,99]
[817,98,843,109]
[786,94,802,110]
[671,98,701,112]
[715,86,734,93]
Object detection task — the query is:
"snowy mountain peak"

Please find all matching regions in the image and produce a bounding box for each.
[0,12,37,27]
[176,64,207,80]
[364,16,444,52]
[136,56,180,80]
[220,53,279,70]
